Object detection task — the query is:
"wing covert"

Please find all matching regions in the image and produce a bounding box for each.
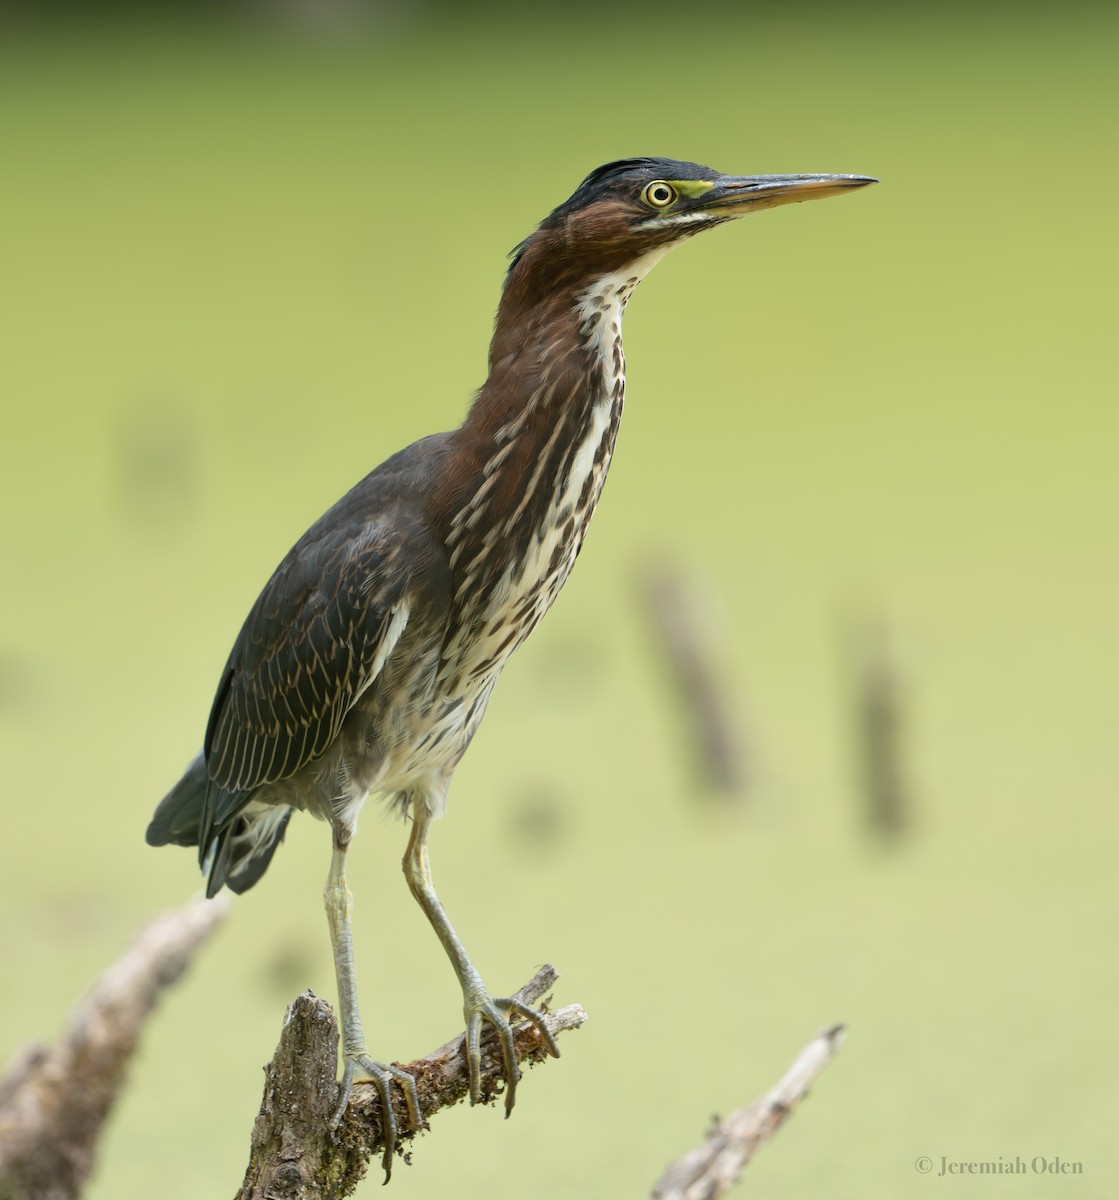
[204,524,410,796]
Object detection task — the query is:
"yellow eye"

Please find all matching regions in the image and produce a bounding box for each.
[642,181,677,209]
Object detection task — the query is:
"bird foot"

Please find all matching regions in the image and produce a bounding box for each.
[464,991,561,1114]
[331,1053,422,1181]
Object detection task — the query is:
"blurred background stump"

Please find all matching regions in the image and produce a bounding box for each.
[0,898,228,1200]
[642,563,748,801]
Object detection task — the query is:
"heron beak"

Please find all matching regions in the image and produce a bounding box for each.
[700,173,877,216]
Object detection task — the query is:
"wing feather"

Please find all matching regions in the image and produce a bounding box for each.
[204,523,411,796]
[192,435,456,861]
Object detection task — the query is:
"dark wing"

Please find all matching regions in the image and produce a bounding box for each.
[202,501,436,811]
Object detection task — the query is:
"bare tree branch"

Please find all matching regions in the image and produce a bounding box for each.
[650,1023,846,1200]
[0,896,229,1200]
[236,965,585,1199]
[0,891,840,1200]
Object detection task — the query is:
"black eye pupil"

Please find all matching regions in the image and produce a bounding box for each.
[654,187,670,202]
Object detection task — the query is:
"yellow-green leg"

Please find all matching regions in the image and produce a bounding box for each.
[402,804,559,1113]
[325,823,421,1177]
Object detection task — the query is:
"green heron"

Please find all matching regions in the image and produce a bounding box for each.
[146,157,874,1171]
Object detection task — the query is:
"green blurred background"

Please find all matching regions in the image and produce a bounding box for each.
[2,3,1116,1197]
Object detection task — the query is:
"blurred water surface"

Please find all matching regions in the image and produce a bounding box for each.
[1,7,1116,1198]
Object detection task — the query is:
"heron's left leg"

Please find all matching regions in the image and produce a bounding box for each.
[402,802,559,1112]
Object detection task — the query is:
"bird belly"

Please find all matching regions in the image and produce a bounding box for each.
[259,638,462,828]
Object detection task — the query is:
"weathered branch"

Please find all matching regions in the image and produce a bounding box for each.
[650,1023,845,1200]
[0,896,229,1200]
[237,965,585,1199]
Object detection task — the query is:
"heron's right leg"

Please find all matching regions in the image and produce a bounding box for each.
[324,821,421,1176]
[402,803,559,1113]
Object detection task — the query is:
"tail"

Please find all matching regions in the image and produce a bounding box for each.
[147,751,293,897]
[146,752,208,847]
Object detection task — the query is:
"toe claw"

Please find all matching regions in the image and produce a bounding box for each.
[465,1011,483,1105]
[500,996,561,1059]
[462,990,554,1115]
[332,1055,420,1183]
[490,1010,520,1116]
[330,1058,357,1130]
[389,1063,423,1133]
